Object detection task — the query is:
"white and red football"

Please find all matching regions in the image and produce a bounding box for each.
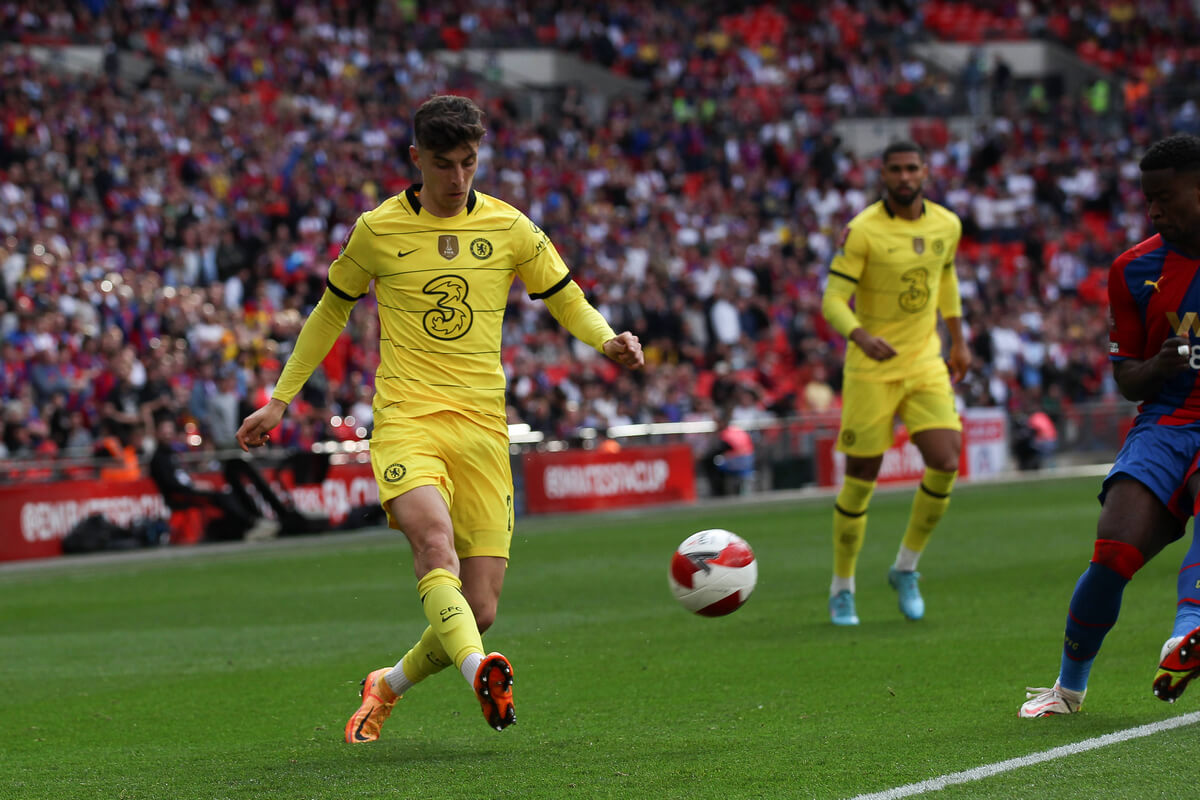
[668,529,757,616]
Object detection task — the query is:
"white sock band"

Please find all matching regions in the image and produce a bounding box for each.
[460,652,483,685]
[385,661,415,696]
[894,545,921,573]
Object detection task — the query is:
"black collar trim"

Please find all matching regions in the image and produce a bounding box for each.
[882,198,926,218]
[404,184,478,215]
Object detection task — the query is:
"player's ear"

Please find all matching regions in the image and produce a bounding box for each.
[409,145,420,169]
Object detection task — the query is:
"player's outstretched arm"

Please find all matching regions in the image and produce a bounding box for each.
[237,287,357,452]
[540,279,644,367]
[603,331,644,370]
[236,398,288,451]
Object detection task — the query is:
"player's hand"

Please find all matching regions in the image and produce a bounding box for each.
[947,339,971,383]
[603,332,645,370]
[235,398,288,452]
[849,328,897,361]
[1158,336,1192,373]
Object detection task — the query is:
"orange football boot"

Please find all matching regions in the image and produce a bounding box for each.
[473,653,516,731]
[344,668,399,743]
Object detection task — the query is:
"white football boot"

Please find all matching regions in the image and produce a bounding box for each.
[1020,680,1084,717]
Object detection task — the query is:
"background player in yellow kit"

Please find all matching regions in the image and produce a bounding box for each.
[235,95,644,739]
[821,140,970,626]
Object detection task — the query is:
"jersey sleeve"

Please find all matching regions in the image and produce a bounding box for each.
[821,224,867,337]
[828,223,868,284]
[271,289,356,404]
[325,216,375,300]
[271,217,372,404]
[937,216,964,319]
[514,216,571,298]
[542,280,617,352]
[1108,254,1143,360]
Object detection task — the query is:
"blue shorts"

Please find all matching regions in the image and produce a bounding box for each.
[1100,417,1200,521]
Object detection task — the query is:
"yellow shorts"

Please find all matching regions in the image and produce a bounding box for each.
[836,364,961,457]
[370,410,515,559]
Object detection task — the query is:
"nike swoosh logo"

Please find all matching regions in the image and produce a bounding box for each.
[441,611,463,623]
[397,248,418,257]
[353,708,373,741]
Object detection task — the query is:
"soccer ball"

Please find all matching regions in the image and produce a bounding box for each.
[668,529,757,616]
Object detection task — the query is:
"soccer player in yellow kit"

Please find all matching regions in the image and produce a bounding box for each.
[821,140,970,626]
[235,95,644,739]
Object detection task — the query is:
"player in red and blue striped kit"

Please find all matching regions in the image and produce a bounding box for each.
[1022,134,1200,717]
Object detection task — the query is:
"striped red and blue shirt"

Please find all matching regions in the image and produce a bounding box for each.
[1109,233,1200,423]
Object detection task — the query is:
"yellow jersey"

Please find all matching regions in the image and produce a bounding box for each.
[326,186,574,433]
[822,198,963,382]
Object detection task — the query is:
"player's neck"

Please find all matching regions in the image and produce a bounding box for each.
[412,185,469,218]
[1166,234,1200,259]
[421,197,467,218]
[888,196,924,221]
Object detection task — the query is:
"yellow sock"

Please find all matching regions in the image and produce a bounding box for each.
[833,476,875,581]
[417,568,484,671]
[900,468,957,555]
[399,625,452,686]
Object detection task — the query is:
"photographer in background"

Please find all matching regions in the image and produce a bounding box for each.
[149,418,312,541]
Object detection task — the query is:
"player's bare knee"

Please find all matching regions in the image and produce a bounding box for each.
[461,589,498,631]
[845,456,882,482]
[928,455,959,473]
[1094,516,1135,546]
[410,533,459,575]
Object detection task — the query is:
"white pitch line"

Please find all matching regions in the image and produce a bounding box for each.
[847,711,1200,800]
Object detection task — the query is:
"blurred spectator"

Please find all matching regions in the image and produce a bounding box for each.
[1012,403,1059,471]
[703,409,756,496]
[94,420,142,482]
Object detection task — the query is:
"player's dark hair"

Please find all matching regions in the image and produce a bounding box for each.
[413,95,486,154]
[1139,134,1200,173]
[882,140,924,163]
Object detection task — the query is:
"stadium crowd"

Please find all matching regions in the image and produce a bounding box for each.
[0,0,1185,465]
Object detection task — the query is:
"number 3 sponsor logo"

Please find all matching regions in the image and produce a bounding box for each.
[422,275,474,340]
[898,267,930,313]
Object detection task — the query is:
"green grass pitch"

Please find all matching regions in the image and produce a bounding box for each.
[2,475,1198,799]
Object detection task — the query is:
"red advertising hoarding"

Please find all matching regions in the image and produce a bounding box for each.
[0,462,378,562]
[523,444,696,514]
